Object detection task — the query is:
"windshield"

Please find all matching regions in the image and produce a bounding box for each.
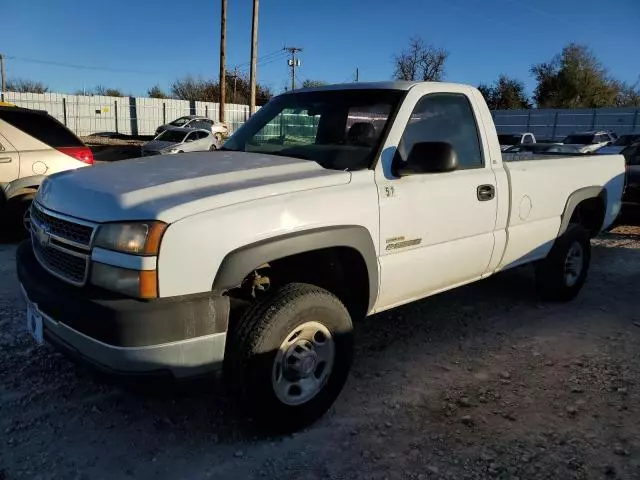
[223,89,405,170]
[498,134,520,145]
[170,117,191,127]
[562,134,594,144]
[156,130,187,143]
[614,135,640,146]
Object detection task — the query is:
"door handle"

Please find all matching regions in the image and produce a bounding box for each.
[477,184,495,201]
[0,157,12,163]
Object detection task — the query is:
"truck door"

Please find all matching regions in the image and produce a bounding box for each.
[374,88,498,310]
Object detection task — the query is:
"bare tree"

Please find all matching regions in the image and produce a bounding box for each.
[302,79,327,88]
[393,36,448,82]
[93,85,124,97]
[6,78,49,93]
[170,75,272,104]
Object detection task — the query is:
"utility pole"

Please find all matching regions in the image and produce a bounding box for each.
[355,67,359,82]
[219,0,227,122]
[249,0,259,115]
[284,47,302,91]
[0,54,5,102]
[232,67,238,104]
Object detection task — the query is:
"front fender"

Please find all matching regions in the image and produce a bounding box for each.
[212,226,379,312]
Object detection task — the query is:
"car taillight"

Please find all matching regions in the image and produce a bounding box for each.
[56,146,94,165]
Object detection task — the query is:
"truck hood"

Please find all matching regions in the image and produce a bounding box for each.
[37,151,351,223]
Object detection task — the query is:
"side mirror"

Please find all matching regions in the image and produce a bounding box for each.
[393,142,458,177]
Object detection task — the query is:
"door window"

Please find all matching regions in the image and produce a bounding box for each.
[398,93,483,169]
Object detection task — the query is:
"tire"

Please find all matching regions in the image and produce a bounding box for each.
[6,193,35,238]
[209,144,217,151]
[224,283,353,432]
[535,224,591,301]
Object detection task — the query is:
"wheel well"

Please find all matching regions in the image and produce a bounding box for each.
[569,196,605,237]
[231,247,371,319]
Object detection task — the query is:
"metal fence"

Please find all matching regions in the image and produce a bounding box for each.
[492,107,640,141]
[3,92,253,137]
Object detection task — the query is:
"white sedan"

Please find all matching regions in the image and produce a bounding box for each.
[141,127,219,156]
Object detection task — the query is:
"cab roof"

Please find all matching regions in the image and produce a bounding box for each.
[281,81,475,94]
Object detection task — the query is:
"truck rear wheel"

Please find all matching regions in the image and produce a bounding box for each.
[535,224,591,301]
[224,283,353,432]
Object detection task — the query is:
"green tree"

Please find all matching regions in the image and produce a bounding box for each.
[147,85,168,99]
[478,75,531,110]
[531,43,619,108]
[393,36,447,81]
[302,79,328,88]
[6,78,49,93]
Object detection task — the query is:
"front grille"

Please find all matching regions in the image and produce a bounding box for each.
[30,202,95,286]
[33,241,88,285]
[30,204,93,246]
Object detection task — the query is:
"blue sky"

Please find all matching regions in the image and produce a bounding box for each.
[2,0,639,97]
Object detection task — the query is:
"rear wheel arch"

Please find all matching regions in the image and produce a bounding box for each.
[212,226,379,316]
[559,186,607,237]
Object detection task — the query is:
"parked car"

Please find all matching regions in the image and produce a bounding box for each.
[155,115,229,141]
[504,143,581,154]
[142,127,218,156]
[562,130,617,153]
[0,104,92,235]
[17,81,624,432]
[498,132,536,151]
[595,134,640,154]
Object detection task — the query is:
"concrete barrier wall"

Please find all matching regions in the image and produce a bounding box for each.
[492,107,640,141]
[4,92,252,137]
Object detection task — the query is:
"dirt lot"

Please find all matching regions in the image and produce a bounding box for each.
[82,136,148,163]
[2,225,640,480]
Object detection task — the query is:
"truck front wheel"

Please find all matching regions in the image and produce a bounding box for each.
[224,283,353,432]
[535,224,591,301]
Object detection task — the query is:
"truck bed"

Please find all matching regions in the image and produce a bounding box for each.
[497,152,625,270]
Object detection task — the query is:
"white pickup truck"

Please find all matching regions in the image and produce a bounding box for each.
[17,82,625,431]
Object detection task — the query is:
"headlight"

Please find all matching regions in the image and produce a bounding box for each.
[94,221,167,255]
[90,262,158,298]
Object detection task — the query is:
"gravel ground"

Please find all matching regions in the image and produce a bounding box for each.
[2,225,640,480]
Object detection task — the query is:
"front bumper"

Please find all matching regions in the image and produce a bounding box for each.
[16,241,229,378]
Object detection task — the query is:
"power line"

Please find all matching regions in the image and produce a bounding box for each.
[5,55,161,75]
[229,49,285,71]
